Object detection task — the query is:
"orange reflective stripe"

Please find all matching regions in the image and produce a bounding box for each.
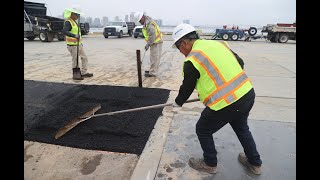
[208,79,249,107]
[192,50,226,83]
[68,18,75,26]
[225,92,237,104]
[207,74,249,107]
[151,21,162,41]
[192,56,219,88]
[204,71,244,104]
[66,37,78,42]
[232,93,237,99]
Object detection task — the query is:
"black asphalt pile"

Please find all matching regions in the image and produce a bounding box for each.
[24,80,170,155]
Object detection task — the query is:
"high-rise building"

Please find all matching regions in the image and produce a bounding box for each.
[125,15,129,22]
[93,17,101,27]
[102,17,109,26]
[183,19,190,24]
[114,16,120,21]
[86,17,93,26]
[80,16,86,23]
[130,12,135,22]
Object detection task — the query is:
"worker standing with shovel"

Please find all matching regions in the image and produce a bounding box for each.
[135,11,163,77]
[63,7,93,80]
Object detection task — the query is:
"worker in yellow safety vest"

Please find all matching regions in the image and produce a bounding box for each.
[135,12,163,77]
[63,7,93,80]
[171,24,262,175]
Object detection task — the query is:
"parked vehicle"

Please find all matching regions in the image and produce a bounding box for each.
[24,1,65,42]
[133,25,144,38]
[80,22,90,35]
[103,21,135,38]
[24,1,90,42]
[261,22,296,43]
[211,25,257,41]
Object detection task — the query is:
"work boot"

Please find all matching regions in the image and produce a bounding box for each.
[188,158,217,174]
[238,152,262,175]
[72,68,84,80]
[82,73,93,78]
[144,72,156,77]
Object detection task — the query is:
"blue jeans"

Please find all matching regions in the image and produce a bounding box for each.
[196,88,262,166]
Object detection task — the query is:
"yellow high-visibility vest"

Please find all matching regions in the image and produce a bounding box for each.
[184,39,253,111]
[142,19,162,44]
[65,18,82,45]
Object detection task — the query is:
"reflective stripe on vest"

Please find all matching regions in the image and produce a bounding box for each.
[65,18,81,45]
[204,72,249,107]
[142,20,162,43]
[185,40,252,110]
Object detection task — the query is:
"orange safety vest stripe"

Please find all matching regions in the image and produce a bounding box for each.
[207,73,249,106]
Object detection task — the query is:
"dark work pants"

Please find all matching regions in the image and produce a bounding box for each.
[196,88,262,167]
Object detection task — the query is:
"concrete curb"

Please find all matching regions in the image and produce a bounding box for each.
[130,93,176,180]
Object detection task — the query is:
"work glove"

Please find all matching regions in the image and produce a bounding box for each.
[74,34,80,39]
[145,43,150,51]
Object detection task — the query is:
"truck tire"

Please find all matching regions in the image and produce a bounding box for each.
[26,36,36,40]
[39,31,48,42]
[104,35,108,38]
[231,34,239,41]
[248,27,257,36]
[134,35,138,38]
[128,30,133,36]
[222,33,229,40]
[118,31,123,38]
[278,33,289,43]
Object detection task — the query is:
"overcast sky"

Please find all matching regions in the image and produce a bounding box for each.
[28,0,296,26]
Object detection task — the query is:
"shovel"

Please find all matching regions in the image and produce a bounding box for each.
[73,15,82,79]
[140,49,147,64]
[54,98,200,139]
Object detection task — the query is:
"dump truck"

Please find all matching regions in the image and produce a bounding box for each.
[261,22,296,43]
[24,1,90,42]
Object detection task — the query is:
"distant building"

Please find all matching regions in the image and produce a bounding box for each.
[93,17,101,27]
[183,19,190,24]
[102,17,109,26]
[125,15,129,22]
[86,17,93,26]
[114,16,120,21]
[154,19,163,26]
[80,16,86,23]
[130,12,135,22]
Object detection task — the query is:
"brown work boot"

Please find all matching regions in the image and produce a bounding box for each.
[82,73,93,78]
[188,158,217,174]
[238,152,262,175]
[144,72,156,77]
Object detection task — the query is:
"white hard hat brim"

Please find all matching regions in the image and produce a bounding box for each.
[65,8,84,15]
[171,30,200,48]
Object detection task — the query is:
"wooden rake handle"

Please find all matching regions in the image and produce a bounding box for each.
[86,98,200,118]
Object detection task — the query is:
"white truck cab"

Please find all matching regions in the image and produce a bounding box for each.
[103,21,135,38]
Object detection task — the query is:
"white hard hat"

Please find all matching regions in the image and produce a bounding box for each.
[172,23,197,48]
[134,11,144,22]
[64,7,84,19]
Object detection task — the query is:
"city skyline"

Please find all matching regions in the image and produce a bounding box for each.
[28,0,296,26]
